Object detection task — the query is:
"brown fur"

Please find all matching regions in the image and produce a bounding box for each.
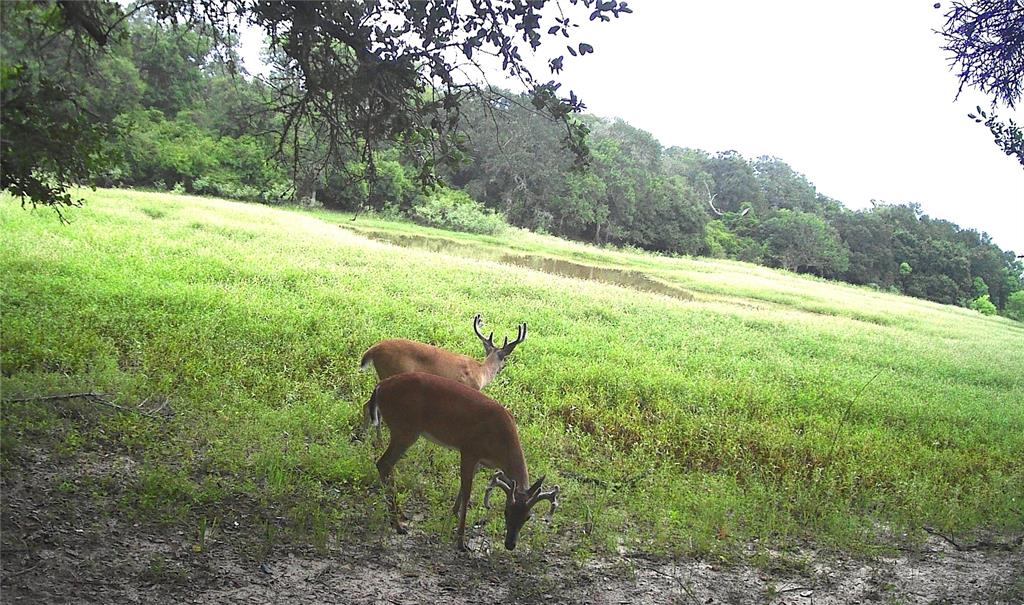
[361,339,499,390]
[368,372,541,550]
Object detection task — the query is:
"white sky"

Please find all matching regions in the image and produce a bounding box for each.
[238,2,1024,253]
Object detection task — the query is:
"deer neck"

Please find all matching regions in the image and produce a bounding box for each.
[502,451,529,488]
[475,354,502,389]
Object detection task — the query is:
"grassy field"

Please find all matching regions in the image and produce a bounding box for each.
[2,188,1022,559]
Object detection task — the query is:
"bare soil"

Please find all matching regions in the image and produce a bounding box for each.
[3,443,1021,605]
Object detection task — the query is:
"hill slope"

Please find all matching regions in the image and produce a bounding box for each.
[3,189,1022,562]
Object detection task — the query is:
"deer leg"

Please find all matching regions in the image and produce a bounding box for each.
[454,456,478,551]
[376,431,418,535]
[451,460,477,515]
[451,462,475,516]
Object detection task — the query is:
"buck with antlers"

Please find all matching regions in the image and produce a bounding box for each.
[365,372,559,551]
[360,314,527,390]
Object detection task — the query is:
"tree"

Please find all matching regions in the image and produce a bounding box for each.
[967,105,1023,167]
[834,210,897,287]
[705,151,766,215]
[972,276,990,298]
[938,0,1024,167]
[127,17,218,117]
[752,156,818,213]
[0,1,131,216]
[1005,290,1024,321]
[450,90,579,232]
[759,209,850,277]
[1,0,632,209]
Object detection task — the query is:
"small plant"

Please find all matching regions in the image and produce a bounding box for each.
[195,516,219,552]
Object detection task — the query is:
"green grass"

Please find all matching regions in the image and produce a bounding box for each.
[2,188,1022,557]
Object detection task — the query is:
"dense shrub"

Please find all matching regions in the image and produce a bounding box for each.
[410,188,508,235]
[320,162,369,209]
[968,294,998,315]
[704,220,764,262]
[373,157,418,210]
[118,110,288,203]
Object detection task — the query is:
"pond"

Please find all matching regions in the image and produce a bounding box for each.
[356,229,694,301]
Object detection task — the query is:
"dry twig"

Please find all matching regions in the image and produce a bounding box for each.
[2,392,162,420]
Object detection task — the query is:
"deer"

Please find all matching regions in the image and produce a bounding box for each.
[359,314,527,391]
[364,372,559,551]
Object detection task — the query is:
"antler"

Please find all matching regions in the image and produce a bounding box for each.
[484,471,514,508]
[475,316,527,356]
[500,322,527,354]
[528,484,560,522]
[473,314,497,354]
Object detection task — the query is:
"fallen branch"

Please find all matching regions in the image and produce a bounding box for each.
[923,526,1024,551]
[2,392,162,420]
[559,469,608,487]
[3,391,106,404]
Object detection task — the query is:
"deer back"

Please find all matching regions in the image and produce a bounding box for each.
[361,339,484,389]
[373,372,527,480]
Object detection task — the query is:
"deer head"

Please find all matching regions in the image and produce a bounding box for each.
[473,314,527,367]
[484,471,559,550]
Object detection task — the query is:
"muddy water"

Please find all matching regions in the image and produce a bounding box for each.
[497,254,694,301]
[359,230,694,301]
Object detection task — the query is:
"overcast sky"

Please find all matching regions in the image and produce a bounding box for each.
[239,2,1023,253]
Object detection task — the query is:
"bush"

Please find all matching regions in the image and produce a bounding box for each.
[321,162,369,210]
[120,110,289,204]
[704,220,765,262]
[968,294,997,316]
[410,188,508,235]
[373,157,417,210]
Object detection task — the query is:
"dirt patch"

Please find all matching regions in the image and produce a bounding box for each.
[2,444,1021,604]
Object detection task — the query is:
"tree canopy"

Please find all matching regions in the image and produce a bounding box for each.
[1,0,631,211]
[939,0,1024,166]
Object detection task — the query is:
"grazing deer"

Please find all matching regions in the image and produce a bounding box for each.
[359,314,527,391]
[364,372,559,551]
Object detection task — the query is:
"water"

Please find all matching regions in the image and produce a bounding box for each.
[356,230,694,301]
[497,254,693,301]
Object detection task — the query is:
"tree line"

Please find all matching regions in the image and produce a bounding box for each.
[448,99,1023,315]
[2,7,1022,319]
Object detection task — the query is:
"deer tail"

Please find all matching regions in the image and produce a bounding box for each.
[363,384,381,429]
[359,349,375,371]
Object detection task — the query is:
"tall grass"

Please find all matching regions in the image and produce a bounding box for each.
[2,189,1022,557]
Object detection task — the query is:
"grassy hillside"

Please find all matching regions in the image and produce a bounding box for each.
[2,189,1022,558]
